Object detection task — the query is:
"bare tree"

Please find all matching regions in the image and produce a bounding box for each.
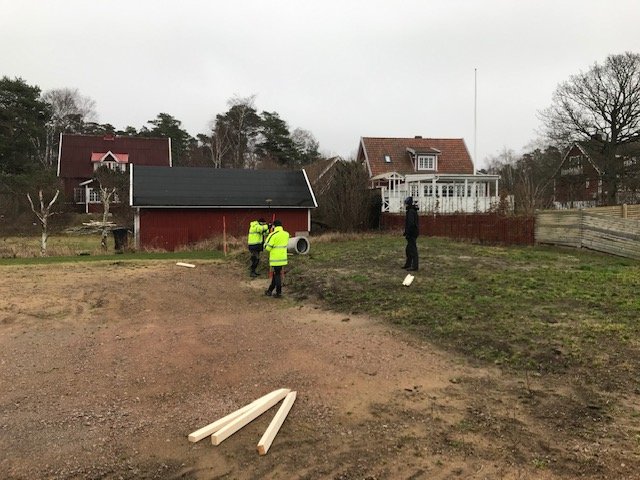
[42,88,98,168]
[486,146,559,214]
[212,95,261,169]
[94,166,127,251]
[540,52,640,204]
[291,128,320,166]
[315,159,376,231]
[26,189,60,256]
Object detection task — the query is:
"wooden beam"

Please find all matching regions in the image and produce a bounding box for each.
[211,389,290,446]
[176,262,196,268]
[187,388,289,443]
[402,274,414,286]
[257,391,297,455]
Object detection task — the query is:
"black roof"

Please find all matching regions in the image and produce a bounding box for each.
[131,166,317,208]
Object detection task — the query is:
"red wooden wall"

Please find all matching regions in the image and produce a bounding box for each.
[138,208,310,250]
[380,213,535,245]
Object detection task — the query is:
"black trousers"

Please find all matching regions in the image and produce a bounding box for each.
[249,246,262,272]
[267,266,283,294]
[405,236,419,270]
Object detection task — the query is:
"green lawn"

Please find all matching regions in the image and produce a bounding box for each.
[286,234,640,392]
[0,234,225,265]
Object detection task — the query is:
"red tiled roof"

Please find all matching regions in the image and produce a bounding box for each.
[59,134,171,179]
[359,137,473,177]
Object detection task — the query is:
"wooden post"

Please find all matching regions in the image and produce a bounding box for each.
[223,215,227,256]
[257,391,297,455]
[622,203,628,219]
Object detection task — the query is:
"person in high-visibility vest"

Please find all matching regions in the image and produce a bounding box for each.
[247,218,270,277]
[264,219,290,298]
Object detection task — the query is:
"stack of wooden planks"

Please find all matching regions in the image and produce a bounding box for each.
[188,388,297,455]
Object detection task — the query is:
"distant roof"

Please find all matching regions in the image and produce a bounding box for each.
[131,166,317,208]
[304,156,340,185]
[359,137,473,177]
[58,134,171,179]
[304,156,341,195]
[91,151,129,163]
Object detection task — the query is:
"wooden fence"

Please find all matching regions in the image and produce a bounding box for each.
[581,204,640,220]
[535,210,640,260]
[380,213,535,245]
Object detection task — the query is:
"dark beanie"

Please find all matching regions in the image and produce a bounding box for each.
[273,219,282,227]
[405,196,413,205]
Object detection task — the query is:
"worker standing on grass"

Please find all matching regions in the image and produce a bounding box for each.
[247,218,270,277]
[264,219,290,298]
[402,196,419,271]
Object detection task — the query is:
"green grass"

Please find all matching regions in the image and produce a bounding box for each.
[0,234,226,265]
[0,249,224,266]
[286,234,640,391]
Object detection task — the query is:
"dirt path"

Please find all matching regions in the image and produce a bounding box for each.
[0,261,636,479]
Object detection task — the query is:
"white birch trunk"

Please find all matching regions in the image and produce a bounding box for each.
[27,189,60,257]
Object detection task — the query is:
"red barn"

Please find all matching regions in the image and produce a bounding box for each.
[130,165,317,251]
[57,134,171,212]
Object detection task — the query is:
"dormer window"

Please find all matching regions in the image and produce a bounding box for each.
[417,154,436,170]
[91,151,129,173]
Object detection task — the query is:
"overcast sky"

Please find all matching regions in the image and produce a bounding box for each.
[2,0,639,168]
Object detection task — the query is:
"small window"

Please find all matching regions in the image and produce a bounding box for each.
[384,155,392,163]
[89,188,101,203]
[441,185,454,197]
[417,155,436,170]
[73,188,85,203]
[423,185,434,197]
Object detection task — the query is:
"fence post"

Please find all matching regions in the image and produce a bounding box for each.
[579,209,585,249]
[622,203,628,219]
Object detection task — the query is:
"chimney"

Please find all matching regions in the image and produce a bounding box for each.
[103,134,115,141]
[414,135,422,139]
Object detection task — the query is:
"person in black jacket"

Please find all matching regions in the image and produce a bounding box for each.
[402,196,419,271]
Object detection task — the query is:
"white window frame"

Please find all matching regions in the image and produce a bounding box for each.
[88,188,101,203]
[417,155,436,171]
[94,161,126,173]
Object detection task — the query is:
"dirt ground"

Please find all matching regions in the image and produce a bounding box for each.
[1,260,639,479]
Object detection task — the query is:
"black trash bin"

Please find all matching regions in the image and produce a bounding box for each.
[112,228,129,253]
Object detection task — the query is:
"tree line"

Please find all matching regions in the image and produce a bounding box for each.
[0,80,326,239]
[2,51,640,240]
[0,80,320,175]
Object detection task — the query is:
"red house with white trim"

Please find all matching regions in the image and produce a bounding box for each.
[57,134,171,212]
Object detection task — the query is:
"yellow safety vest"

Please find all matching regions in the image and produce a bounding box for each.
[264,226,289,266]
[248,220,269,246]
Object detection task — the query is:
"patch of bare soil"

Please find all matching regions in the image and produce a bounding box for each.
[0,261,639,479]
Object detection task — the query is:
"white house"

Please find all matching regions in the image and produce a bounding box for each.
[357,136,503,214]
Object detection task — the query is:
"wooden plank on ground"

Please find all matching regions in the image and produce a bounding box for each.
[257,391,297,455]
[188,388,289,443]
[402,274,415,286]
[212,389,290,446]
[176,262,196,268]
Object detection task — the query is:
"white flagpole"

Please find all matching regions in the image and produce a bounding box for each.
[474,67,477,175]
